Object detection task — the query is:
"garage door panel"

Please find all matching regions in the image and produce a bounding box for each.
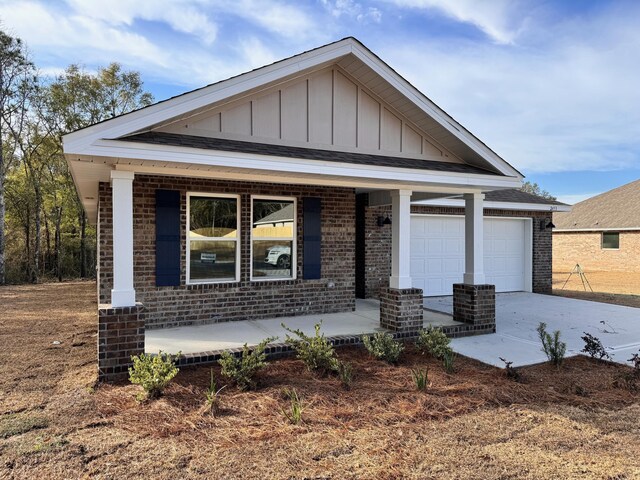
[411,216,528,296]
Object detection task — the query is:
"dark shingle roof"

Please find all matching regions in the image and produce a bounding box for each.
[484,189,566,206]
[553,179,640,230]
[120,132,501,176]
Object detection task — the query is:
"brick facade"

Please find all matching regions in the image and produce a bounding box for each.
[379,287,424,332]
[552,230,640,273]
[361,201,553,298]
[98,175,355,329]
[98,304,144,381]
[452,284,496,332]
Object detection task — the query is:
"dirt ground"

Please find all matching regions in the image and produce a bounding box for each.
[1,282,639,479]
[553,271,640,308]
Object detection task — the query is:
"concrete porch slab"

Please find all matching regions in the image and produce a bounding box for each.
[146,298,458,356]
[146,299,385,355]
[424,292,640,367]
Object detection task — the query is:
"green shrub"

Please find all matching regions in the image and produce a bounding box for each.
[335,360,354,390]
[281,388,304,425]
[537,322,566,367]
[282,322,338,374]
[129,351,180,399]
[442,349,456,373]
[411,368,429,391]
[362,332,404,364]
[416,326,452,359]
[581,332,611,361]
[204,369,226,416]
[499,357,521,382]
[218,337,276,390]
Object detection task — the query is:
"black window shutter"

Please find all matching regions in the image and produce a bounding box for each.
[303,197,321,279]
[155,189,181,286]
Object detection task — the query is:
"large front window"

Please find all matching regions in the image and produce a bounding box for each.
[251,197,296,280]
[187,193,240,283]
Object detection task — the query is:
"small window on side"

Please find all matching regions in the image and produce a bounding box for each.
[601,232,619,250]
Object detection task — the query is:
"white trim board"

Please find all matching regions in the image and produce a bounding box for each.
[412,198,570,212]
[553,227,640,233]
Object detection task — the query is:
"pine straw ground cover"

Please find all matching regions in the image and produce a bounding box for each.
[1,282,639,479]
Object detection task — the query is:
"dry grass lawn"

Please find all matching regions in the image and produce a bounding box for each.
[553,270,640,308]
[1,281,639,479]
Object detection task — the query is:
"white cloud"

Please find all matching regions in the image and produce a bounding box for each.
[381,5,640,174]
[387,0,525,44]
[321,0,383,23]
[65,0,218,45]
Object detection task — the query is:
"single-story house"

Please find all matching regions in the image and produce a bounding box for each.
[62,37,569,379]
[553,179,640,272]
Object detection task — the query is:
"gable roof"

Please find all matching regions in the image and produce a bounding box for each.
[554,179,640,230]
[63,37,522,179]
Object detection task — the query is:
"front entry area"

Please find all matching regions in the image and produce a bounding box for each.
[410,215,532,296]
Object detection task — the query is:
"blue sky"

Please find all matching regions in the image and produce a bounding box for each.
[1,0,639,204]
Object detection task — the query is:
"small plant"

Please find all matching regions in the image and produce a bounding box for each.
[282,322,338,375]
[362,332,404,364]
[442,349,456,373]
[581,332,611,362]
[499,357,521,382]
[630,352,640,373]
[129,351,180,399]
[536,322,566,367]
[416,326,452,359]
[335,360,354,390]
[281,388,304,425]
[203,369,226,416]
[411,368,429,391]
[218,336,276,390]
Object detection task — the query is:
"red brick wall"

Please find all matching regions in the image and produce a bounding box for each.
[99,175,355,329]
[362,204,552,297]
[552,230,640,272]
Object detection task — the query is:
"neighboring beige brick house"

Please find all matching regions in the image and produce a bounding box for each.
[553,179,640,273]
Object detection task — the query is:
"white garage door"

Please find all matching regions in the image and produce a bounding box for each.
[410,216,529,296]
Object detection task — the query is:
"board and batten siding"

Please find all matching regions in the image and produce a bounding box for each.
[157,66,461,163]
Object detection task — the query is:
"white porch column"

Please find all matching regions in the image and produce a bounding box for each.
[110,170,136,307]
[463,192,486,285]
[389,189,412,289]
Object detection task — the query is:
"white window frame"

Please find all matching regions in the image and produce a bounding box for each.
[186,192,241,284]
[250,195,297,281]
[601,231,620,250]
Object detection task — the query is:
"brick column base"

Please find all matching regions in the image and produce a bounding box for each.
[379,287,423,334]
[98,303,144,381]
[453,284,496,332]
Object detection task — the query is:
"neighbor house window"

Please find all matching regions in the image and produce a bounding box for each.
[251,196,296,280]
[601,232,619,250]
[187,193,240,283]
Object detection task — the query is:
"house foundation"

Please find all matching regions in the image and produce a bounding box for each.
[98,303,145,381]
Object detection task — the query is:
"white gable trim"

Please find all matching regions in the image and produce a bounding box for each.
[78,139,522,190]
[63,38,522,180]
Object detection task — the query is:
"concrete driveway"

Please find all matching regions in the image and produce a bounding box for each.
[424,293,640,367]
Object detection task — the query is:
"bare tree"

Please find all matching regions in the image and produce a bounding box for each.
[0,30,35,284]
